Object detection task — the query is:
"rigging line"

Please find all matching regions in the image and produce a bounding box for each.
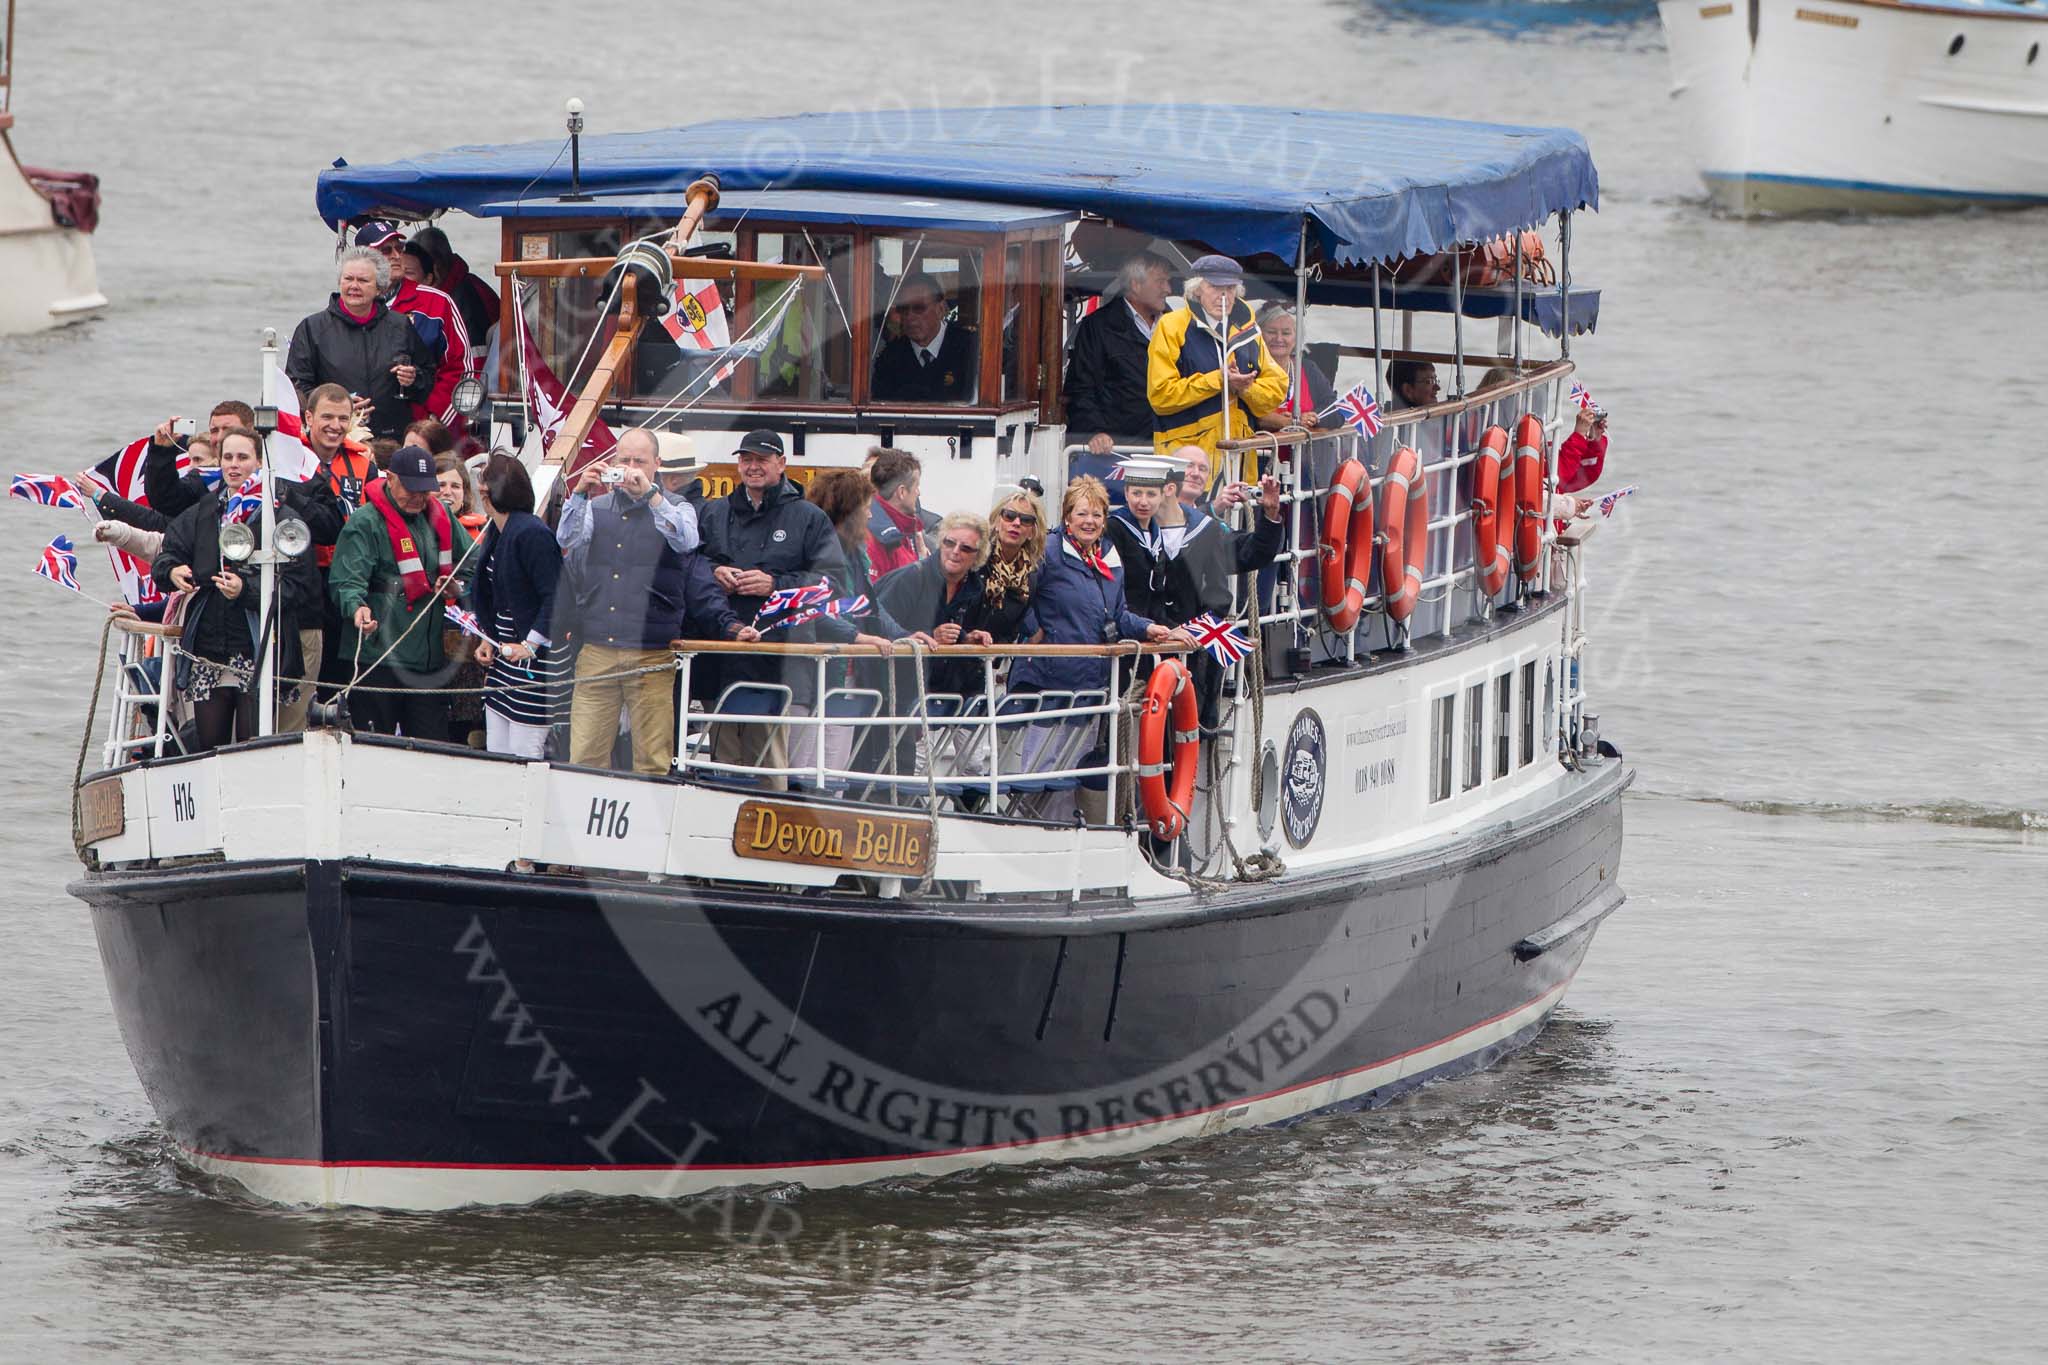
[629,279,806,430]
[800,227,856,342]
[507,140,571,227]
[338,532,488,700]
[869,233,927,360]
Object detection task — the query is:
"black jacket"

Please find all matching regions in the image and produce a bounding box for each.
[1164,507,1287,620]
[698,478,850,698]
[1106,510,1174,626]
[470,511,562,648]
[285,294,437,440]
[871,325,978,403]
[153,489,322,673]
[143,440,346,551]
[874,552,985,696]
[1064,299,1156,445]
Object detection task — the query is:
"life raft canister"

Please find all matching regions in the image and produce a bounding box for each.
[1512,413,1546,582]
[1472,425,1512,597]
[1379,446,1428,622]
[1137,656,1201,841]
[1318,458,1375,632]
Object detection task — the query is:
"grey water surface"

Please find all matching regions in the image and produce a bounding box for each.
[1,1,2042,1360]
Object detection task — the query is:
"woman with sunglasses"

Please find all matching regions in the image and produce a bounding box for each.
[966,486,1047,650]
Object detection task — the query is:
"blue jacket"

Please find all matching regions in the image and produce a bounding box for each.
[1008,531,1153,695]
[471,511,562,647]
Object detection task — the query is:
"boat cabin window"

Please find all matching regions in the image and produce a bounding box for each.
[739,230,855,403]
[1463,682,1485,792]
[1493,670,1513,780]
[1431,693,1455,803]
[1519,660,1537,768]
[869,236,984,405]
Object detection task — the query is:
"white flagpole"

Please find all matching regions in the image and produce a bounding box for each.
[257,328,279,736]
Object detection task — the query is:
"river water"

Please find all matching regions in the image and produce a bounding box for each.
[2,1,2043,1360]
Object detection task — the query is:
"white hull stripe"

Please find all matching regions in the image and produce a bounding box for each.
[180,978,1575,1210]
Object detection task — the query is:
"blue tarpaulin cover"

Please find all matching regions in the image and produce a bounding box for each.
[317,105,1599,266]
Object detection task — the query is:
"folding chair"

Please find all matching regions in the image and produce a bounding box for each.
[699,682,792,783]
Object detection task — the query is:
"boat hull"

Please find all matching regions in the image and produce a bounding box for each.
[75,762,1628,1210]
[1658,0,2048,215]
[0,134,104,333]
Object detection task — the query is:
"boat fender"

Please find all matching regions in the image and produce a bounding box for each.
[1136,657,1201,842]
[1318,458,1375,632]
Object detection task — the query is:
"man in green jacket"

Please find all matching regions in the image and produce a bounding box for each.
[328,446,476,739]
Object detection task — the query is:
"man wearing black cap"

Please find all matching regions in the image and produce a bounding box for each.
[698,429,849,785]
[1146,253,1287,484]
[327,444,476,739]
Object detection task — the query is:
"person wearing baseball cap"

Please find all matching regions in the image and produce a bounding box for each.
[352,220,474,435]
[697,428,851,788]
[326,442,477,741]
[1145,252,1287,485]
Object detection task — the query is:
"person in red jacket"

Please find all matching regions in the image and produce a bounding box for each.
[355,221,473,429]
[863,448,928,581]
[1557,404,1609,492]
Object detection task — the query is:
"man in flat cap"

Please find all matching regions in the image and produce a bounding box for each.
[1145,254,1288,489]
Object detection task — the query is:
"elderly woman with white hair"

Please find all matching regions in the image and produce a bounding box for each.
[285,243,438,442]
[1145,253,1288,484]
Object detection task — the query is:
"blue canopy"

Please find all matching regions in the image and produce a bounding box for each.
[317,105,1599,266]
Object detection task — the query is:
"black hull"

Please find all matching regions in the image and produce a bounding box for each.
[75,765,1629,1208]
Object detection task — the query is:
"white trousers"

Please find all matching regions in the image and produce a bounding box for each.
[486,708,550,759]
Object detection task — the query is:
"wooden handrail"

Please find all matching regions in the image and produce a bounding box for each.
[670,639,1190,657]
[493,257,824,283]
[111,618,181,638]
[1216,359,1573,453]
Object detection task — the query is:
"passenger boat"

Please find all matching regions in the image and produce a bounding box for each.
[68,105,1630,1210]
[0,0,105,333]
[1659,0,2048,214]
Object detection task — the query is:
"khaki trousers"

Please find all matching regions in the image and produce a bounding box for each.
[570,644,675,775]
[277,628,323,732]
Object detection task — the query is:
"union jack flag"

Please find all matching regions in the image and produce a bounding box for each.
[752,579,833,627]
[1185,611,1252,665]
[79,435,171,606]
[1596,484,1638,518]
[444,602,489,640]
[1332,382,1382,438]
[221,474,271,526]
[9,474,91,510]
[774,593,870,632]
[33,534,80,593]
[1568,382,1595,410]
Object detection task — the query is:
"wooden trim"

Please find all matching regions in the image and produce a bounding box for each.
[547,272,643,467]
[491,256,825,283]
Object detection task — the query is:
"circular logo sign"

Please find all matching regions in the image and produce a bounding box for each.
[1281,708,1326,848]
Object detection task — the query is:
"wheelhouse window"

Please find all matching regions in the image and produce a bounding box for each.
[869,236,984,405]
[739,230,854,403]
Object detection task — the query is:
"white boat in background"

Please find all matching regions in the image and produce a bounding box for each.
[1659,0,2048,214]
[0,0,105,333]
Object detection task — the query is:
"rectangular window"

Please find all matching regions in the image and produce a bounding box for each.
[736,230,854,403]
[1519,660,1537,767]
[1543,662,1557,761]
[867,236,985,405]
[1494,671,1513,780]
[1431,694,1455,802]
[1463,683,1485,792]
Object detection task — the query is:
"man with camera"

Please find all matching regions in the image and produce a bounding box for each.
[557,426,749,775]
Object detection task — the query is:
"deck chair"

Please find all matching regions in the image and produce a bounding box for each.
[1004,689,1105,818]
[799,687,884,794]
[699,681,792,783]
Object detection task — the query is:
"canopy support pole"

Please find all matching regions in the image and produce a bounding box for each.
[1291,218,1310,657]
[1513,234,1525,370]
[1559,211,1573,360]
[1371,264,1384,407]
[1451,247,1466,398]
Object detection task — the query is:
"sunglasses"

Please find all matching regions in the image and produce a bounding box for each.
[998,508,1037,526]
[939,536,979,554]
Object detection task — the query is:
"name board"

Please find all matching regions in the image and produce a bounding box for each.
[693,463,818,503]
[78,778,126,845]
[732,800,934,878]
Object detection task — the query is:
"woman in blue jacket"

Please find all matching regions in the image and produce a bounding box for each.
[470,456,568,758]
[1007,476,1171,822]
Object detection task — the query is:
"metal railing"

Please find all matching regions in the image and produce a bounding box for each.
[673,638,1189,823]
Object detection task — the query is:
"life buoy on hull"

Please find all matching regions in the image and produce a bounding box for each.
[1137,657,1201,842]
[1318,458,1375,633]
[1472,425,1512,597]
[1379,446,1428,623]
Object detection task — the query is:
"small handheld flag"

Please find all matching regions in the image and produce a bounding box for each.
[1329,382,1382,438]
[752,579,832,627]
[10,474,91,510]
[1568,382,1595,410]
[1185,611,1253,666]
[770,593,870,633]
[33,534,81,593]
[1596,484,1638,517]
[221,474,271,526]
[444,602,489,640]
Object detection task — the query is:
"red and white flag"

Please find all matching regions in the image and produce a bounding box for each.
[80,436,168,606]
[661,279,730,351]
[266,362,319,481]
[516,288,617,476]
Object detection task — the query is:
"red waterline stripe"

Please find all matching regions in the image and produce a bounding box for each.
[184,976,1574,1174]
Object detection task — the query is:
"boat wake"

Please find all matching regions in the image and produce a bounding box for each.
[1656,792,2043,833]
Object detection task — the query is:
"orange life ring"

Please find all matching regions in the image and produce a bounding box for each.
[1137,657,1201,842]
[1379,446,1428,622]
[1318,458,1376,632]
[1512,414,1546,582]
[1472,425,1512,597]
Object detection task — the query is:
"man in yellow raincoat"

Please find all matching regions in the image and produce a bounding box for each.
[1146,254,1288,489]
